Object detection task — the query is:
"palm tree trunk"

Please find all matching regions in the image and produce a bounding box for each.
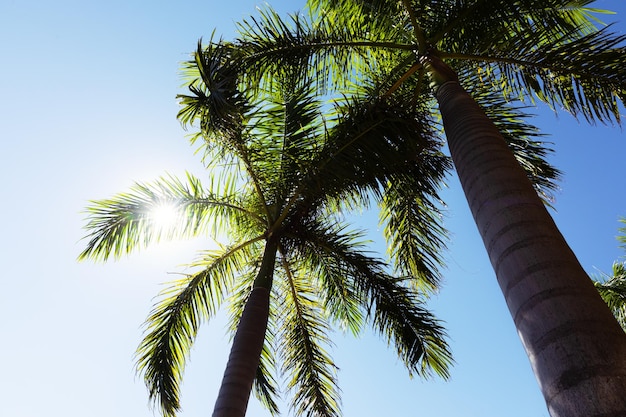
[212,239,278,417]
[436,80,626,417]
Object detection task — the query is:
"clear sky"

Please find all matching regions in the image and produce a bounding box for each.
[1,1,625,416]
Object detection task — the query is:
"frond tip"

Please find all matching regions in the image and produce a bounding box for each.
[364,275,453,379]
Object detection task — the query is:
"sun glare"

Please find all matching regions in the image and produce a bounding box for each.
[149,203,180,230]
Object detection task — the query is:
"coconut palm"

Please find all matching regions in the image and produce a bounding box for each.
[79,50,452,417]
[210,1,626,415]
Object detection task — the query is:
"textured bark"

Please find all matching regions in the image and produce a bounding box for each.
[212,240,277,417]
[436,80,626,417]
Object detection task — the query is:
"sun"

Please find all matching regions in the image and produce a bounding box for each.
[149,203,180,230]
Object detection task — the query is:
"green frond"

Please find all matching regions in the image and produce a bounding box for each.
[287,93,451,293]
[177,39,247,136]
[308,0,408,35]
[275,262,341,417]
[359,273,453,379]
[287,218,452,378]
[618,217,626,251]
[243,78,326,203]
[135,241,257,417]
[593,219,626,331]
[286,221,368,336]
[594,262,626,331]
[470,26,626,124]
[313,0,625,125]
[431,0,605,51]
[253,320,281,415]
[381,174,448,293]
[293,208,452,375]
[235,6,406,95]
[291,94,445,214]
[177,41,278,214]
[286,92,444,228]
[78,173,261,262]
[236,9,318,92]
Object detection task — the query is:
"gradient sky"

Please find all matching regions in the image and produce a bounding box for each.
[1,1,625,416]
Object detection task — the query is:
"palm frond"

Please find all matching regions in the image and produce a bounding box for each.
[381,173,448,293]
[135,241,259,417]
[243,78,325,205]
[235,6,409,95]
[276,258,341,417]
[290,94,446,216]
[359,273,453,378]
[78,173,261,261]
[177,39,281,220]
[594,262,626,331]
[618,217,626,252]
[464,26,626,123]
[253,322,281,415]
[298,93,451,292]
[287,221,368,336]
[178,39,247,137]
[431,0,605,52]
[288,218,452,378]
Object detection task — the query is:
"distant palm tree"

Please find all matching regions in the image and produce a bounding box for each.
[210,1,626,415]
[79,52,452,417]
[594,218,626,330]
[595,262,626,331]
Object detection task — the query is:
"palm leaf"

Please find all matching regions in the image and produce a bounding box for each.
[178,39,247,137]
[135,240,260,417]
[243,78,325,206]
[296,95,445,211]
[381,174,448,292]
[288,218,452,378]
[276,258,341,417]
[618,217,626,252]
[253,339,281,415]
[451,26,626,123]
[287,221,368,336]
[78,173,262,261]
[359,272,452,379]
[431,0,605,53]
[594,262,626,331]
[235,6,409,95]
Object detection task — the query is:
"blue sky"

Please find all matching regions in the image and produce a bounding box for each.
[1,1,625,416]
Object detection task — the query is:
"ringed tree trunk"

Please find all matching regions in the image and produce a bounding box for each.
[435,80,626,416]
[212,238,278,417]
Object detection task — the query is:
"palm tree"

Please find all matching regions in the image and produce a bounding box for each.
[595,262,626,331]
[210,1,626,415]
[79,52,452,417]
[594,218,626,330]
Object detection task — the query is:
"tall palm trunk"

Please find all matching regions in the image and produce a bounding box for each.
[212,239,278,417]
[436,80,626,416]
